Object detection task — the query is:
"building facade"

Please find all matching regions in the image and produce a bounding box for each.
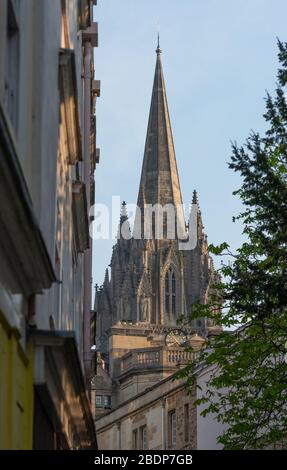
[94,43,220,448]
[95,366,225,451]
[0,0,100,449]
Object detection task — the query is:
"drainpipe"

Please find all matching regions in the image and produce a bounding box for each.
[83,39,92,392]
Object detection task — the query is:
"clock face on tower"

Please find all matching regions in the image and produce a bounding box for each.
[165,329,188,348]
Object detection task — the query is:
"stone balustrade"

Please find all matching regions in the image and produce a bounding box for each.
[166,348,194,364]
[121,346,194,373]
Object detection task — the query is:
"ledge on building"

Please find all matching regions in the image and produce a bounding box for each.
[91,148,100,173]
[59,49,83,165]
[72,180,90,253]
[90,118,100,171]
[82,22,98,47]
[0,104,56,296]
[95,148,100,164]
[30,330,97,450]
[93,80,101,98]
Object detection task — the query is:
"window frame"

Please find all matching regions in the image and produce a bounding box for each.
[168,410,177,449]
[165,271,170,315]
[164,268,177,319]
[96,395,103,408]
[139,425,148,450]
[103,395,111,409]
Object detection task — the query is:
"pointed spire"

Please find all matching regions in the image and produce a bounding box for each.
[156,33,162,55]
[117,201,131,240]
[136,44,185,238]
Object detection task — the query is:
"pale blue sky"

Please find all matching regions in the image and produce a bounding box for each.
[92,0,287,288]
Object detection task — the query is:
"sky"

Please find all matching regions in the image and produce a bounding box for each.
[92,0,287,288]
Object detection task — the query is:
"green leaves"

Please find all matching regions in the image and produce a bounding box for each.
[208,242,230,256]
[179,40,287,450]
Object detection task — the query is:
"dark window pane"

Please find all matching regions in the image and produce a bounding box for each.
[165,272,169,293]
[165,294,170,314]
[172,294,176,315]
[171,272,176,293]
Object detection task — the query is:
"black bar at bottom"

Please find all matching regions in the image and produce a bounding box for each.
[0,450,286,467]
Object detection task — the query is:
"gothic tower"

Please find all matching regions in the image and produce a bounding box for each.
[96,42,219,406]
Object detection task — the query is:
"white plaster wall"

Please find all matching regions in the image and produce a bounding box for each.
[30,0,61,261]
[196,366,227,450]
[0,0,87,362]
[30,0,86,352]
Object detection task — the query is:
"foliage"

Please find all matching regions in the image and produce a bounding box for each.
[177,40,287,449]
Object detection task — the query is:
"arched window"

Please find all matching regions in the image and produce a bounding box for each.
[171,272,176,316]
[165,272,170,315]
[165,268,177,319]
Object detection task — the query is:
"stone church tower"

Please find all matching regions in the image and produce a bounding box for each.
[95,42,219,407]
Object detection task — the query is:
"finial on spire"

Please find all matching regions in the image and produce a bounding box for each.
[121,201,128,217]
[156,33,162,55]
[192,190,198,205]
[117,200,131,240]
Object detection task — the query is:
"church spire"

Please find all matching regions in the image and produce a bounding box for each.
[136,43,185,238]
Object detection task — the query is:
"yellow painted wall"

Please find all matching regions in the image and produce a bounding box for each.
[0,313,34,449]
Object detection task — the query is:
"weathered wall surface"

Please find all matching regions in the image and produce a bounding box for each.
[96,375,197,450]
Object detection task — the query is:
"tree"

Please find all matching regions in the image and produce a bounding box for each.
[178,40,287,450]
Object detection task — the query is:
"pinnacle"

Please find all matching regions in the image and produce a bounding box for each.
[192,190,198,205]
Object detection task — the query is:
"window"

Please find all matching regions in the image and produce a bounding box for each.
[139,425,148,450]
[103,396,111,409]
[171,272,176,316]
[165,271,170,315]
[168,410,176,448]
[4,0,20,132]
[96,395,102,407]
[132,429,138,450]
[142,426,147,450]
[184,404,189,442]
[95,395,111,409]
[163,212,167,238]
[165,268,177,319]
